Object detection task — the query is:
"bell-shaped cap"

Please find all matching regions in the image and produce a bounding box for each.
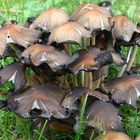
[8,84,69,119]
[21,44,79,69]
[30,8,69,32]
[62,87,109,111]
[0,23,41,56]
[77,10,111,32]
[0,62,25,91]
[48,22,91,45]
[103,74,140,107]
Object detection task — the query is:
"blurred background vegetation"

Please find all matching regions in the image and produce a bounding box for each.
[0,0,140,139]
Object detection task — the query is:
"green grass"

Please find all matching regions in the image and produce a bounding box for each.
[0,0,140,139]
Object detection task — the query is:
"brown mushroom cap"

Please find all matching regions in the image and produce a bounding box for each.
[61,87,109,111]
[136,135,140,140]
[110,15,137,42]
[77,10,111,32]
[0,23,41,56]
[48,22,91,45]
[21,44,79,69]
[8,84,68,119]
[30,8,69,32]
[83,100,124,132]
[103,74,140,107]
[71,4,112,21]
[68,47,125,74]
[0,62,25,91]
[95,131,131,140]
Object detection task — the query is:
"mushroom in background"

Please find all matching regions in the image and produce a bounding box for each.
[8,84,69,119]
[74,100,124,132]
[30,8,69,32]
[95,131,131,140]
[0,62,26,91]
[0,23,41,56]
[21,44,79,70]
[103,74,140,107]
[71,4,112,21]
[48,22,91,45]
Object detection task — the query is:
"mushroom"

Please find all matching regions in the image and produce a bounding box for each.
[103,74,140,107]
[8,84,69,119]
[0,23,41,56]
[71,4,112,21]
[0,62,26,91]
[110,15,140,42]
[21,44,79,70]
[77,9,111,33]
[95,131,131,140]
[30,8,69,32]
[67,46,125,74]
[61,87,109,111]
[74,100,124,132]
[48,22,91,45]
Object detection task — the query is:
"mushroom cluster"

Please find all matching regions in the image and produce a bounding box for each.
[0,1,140,139]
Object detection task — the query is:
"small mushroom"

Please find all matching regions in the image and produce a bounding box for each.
[71,4,112,21]
[8,84,69,119]
[74,100,124,132]
[95,131,131,140]
[30,8,69,32]
[0,23,41,56]
[68,46,125,74]
[21,44,79,70]
[62,87,109,111]
[110,15,140,42]
[0,62,26,91]
[48,22,91,45]
[103,74,140,107]
[77,9,111,32]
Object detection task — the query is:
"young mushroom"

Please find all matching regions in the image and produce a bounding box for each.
[30,8,69,32]
[103,74,140,107]
[95,131,131,140]
[0,23,41,56]
[0,62,26,91]
[74,100,124,132]
[8,84,69,119]
[21,44,79,70]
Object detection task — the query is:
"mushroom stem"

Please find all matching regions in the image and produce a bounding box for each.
[126,45,138,72]
[118,47,133,77]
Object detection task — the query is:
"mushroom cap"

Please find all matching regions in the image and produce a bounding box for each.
[68,47,125,74]
[110,15,136,42]
[0,62,25,91]
[30,8,69,32]
[103,74,140,107]
[8,84,69,119]
[136,135,140,140]
[71,4,112,21]
[95,131,131,140]
[61,87,109,111]
[21,44,79,69]
[48,22,91,45]
[0,24,41,56]
[83,100,124,131]
[77,10,111,32]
